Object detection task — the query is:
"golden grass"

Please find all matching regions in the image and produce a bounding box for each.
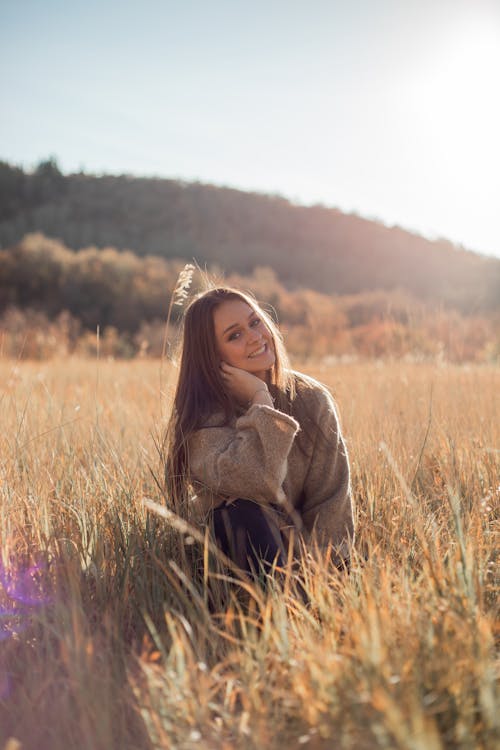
[0,358,498,749]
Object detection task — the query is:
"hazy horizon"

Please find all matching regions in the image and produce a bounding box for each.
[4,155,499,261]
[2,0,499,258]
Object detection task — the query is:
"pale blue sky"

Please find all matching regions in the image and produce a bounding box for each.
[2,0,500,257]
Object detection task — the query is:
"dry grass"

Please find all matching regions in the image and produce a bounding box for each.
[0,358,498,750]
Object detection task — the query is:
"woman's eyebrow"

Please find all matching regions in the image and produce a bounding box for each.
[223,311,255,335]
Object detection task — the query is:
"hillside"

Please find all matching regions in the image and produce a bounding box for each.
[0,159,499,312]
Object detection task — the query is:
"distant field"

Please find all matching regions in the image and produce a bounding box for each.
[0,359,498,749]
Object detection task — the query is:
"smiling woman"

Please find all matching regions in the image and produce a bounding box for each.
[215,298,276,388]
[163,286,354,578]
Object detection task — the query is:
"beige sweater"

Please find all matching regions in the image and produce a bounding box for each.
[187,372,354,561]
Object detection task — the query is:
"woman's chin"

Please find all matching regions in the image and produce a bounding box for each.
[247,354,275,374]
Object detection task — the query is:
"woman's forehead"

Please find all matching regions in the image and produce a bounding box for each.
[213,299,255,332]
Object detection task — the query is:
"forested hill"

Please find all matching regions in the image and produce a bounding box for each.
[1,159,498,312]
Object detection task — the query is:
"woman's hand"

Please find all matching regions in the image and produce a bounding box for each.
[220,362,274,407]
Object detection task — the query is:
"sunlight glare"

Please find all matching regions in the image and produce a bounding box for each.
[414,10,500,181]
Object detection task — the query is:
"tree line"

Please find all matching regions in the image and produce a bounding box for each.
[0,159,498,313]
[0,233,497,362]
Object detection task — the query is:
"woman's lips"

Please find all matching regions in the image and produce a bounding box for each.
[248,343,267,358]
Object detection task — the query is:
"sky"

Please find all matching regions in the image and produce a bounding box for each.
[1,0,500,258]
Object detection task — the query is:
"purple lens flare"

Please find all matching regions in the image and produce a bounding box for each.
[0,557,54,703]
[0,557,53,641]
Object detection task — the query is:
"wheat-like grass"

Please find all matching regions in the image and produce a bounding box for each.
[0,358,498,749]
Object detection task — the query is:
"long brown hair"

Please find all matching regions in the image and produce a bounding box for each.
[164,286,296,510]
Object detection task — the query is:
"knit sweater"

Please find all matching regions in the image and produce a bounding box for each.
[187,372,354,562]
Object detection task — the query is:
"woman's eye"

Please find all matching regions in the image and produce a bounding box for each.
[251,317,261,327]
[228,331,240,341]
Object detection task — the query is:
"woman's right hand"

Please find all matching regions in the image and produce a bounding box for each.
[220,362,274,407]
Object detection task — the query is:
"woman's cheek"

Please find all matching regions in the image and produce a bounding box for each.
[227,345,243,366]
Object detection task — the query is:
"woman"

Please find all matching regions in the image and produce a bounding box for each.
[164,286,354,575]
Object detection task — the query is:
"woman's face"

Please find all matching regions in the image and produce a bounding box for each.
[213,299,276,378]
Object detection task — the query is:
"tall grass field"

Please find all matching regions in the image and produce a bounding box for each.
[0,358,498,749]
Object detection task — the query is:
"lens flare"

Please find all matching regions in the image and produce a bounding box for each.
[0,558,53,641]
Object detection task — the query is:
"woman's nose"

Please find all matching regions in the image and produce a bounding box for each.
[247,327,261,344]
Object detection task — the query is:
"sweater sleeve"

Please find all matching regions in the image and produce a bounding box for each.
[299,385,354,562]
[188,404,300,507]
